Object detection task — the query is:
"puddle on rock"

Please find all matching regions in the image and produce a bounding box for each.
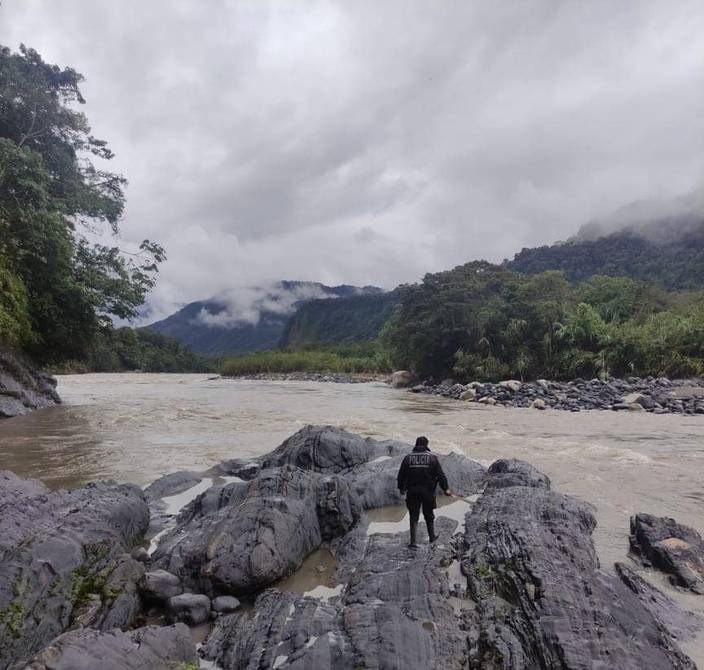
[276,548,340,600]
[365,496,474,537]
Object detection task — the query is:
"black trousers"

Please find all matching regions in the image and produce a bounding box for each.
[406,493,436,522]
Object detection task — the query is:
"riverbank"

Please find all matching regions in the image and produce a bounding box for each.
[2,425,702,668]
[0,348,60,419]
[410,375,704,414]
[223,371,387,383]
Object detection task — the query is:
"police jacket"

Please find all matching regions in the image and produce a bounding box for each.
[397,445,449,498]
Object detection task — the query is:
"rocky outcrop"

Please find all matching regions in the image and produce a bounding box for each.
[460,460,696,669]
[0,473,149,669]
[630,513,704,593]
[25,624,196,669]
[2,426,700,670]
[390,370,414,388]
[0,349,59,419]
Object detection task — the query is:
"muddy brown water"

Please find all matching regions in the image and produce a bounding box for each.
[0,373,703,663]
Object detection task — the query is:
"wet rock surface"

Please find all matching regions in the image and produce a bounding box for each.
[461,460,696,669]
[25,624,196,669]
[630,514,704,594]
[1,425,700,669]
[0,349,60,419]
[411,375,704,414]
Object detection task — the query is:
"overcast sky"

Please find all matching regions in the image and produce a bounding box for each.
[2,1,704,320]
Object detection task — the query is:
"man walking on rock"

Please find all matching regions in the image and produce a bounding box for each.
[397,436,451,548]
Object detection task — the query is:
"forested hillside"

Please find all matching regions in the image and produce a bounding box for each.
[382,261,704,381]
[0,45,164,364]
[280,291,399,348]
[506,221,704,290]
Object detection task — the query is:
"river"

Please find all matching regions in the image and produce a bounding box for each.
[1,372,703,661]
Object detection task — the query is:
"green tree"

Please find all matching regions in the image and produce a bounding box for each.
[0,44,164,360]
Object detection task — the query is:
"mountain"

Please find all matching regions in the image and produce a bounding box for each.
[146,281,384,356]
[506,197,704,290]
[280,290,400,348]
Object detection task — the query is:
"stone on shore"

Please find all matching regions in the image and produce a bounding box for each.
[531,398,546,409]
[390,370,414,388]
[212,595,241,614]
[140,569,183,601]
[166,593,211,625]
[630,513,704,593]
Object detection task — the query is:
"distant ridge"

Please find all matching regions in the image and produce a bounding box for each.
[146,281,383,355]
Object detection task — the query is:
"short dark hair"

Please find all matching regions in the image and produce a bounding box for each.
[415,436,429,447]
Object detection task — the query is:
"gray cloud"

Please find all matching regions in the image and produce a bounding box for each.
[2,0,704,321]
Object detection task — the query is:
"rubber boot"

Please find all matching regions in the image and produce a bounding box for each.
[426,518,437,543]
[408,518,418,548]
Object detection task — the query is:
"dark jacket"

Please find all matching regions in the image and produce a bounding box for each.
[397,445,449,498]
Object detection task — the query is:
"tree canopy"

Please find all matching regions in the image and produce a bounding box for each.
[0,44,164,361]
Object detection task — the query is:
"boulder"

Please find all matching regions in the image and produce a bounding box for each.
[531,398,546,410]
[140,569,183,601]
[628,402,645,411]
[26,624,196,670]
[459,388,477,401]
[152,466,361,594]
[462,467,696,669]
[477,396,496,405]
[0,473,150,669]
[212,595,241,614]
[260,425,407,474]
[166,593,211,625]
[390,370,413,388]
[629,513,704,593]
[499,379,522,392]
[485,458,551,491]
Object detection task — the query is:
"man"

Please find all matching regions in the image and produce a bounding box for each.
[397,436,451,548]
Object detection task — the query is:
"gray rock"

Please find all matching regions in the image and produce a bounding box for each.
[166,592,211,625]
[390,370,413,388]
[461,466,695,669]
[0,474,150,669]
[499,379,522,392]
[140,569,183,601]
[485,458,551,490]
[212,595,241,613]
[152,466,361,594]
[459,388,477,401]
[131,546,150,564]
[630,513,704,593]
[260,425,407,473]
[531,398,546,409]
[26,624,196,670]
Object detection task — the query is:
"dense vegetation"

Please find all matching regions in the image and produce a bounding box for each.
[280,291,399,348]
[381,261,704,381]
[57,328,212,373]
[221,342,390,376]
[506,226,704,290]
[0,45,164,363]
